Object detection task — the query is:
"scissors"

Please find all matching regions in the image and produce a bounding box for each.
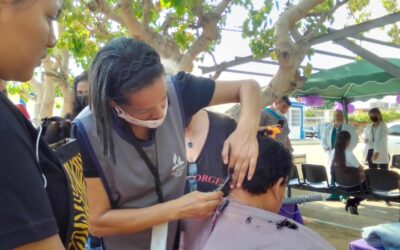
[214,171,233,192]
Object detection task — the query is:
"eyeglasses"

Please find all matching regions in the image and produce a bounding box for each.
[187,162,198,192]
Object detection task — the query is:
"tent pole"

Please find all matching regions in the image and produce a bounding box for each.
[342,98,349,123]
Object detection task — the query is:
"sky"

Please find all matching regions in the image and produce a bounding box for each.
[192,0,400,110]
[35,1,399,112]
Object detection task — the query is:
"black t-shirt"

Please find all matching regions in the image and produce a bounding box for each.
[0,93,70,249]
[75,72,216,178]
[185,111,237,194]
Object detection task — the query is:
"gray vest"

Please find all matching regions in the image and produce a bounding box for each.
[75,80,186,250]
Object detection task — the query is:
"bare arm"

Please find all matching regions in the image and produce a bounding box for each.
[86,178,222,237]
[209,79,262,187]
[15,235,64,250]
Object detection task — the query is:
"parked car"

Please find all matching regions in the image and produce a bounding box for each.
[304,125,318,138]
[387,122,400,165]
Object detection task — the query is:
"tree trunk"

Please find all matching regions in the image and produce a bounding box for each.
[60,84,73,117]
[262,0,324,106]
[30,77,44,126]
[39,58,56,118]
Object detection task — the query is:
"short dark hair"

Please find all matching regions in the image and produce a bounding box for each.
[277,96,291,106]
[368,108,382,121]
[241,134,292,195]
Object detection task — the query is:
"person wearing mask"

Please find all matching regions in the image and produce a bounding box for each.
[72,37,261,250]
[72,71,89,118]
[260,96,293,151]
[187,136,334,250]
[331,131,365,215]
[321,110,358,201]
[0,0,90,249]
[363,108,389,170]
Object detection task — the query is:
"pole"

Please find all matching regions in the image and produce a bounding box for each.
[342,98,349,123]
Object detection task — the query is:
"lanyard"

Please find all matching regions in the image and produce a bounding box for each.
[131,140,164,203]
[371,125,377,143]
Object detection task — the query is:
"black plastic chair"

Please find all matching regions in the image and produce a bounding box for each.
[287,164,302,197]
[332,167,362,187]
[391,154,400,169]
[288,164,302,185]
[302,164,330,188]
[332,166,368,195]
[365,169,400,199]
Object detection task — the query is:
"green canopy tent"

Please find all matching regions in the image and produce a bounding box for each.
[291,58,400,120]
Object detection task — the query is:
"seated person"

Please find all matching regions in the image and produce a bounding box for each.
[331,131,365,215]
[186,135,334,250]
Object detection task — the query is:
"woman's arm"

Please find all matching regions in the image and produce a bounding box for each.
[209,79,262,187]
[86,178,223,237]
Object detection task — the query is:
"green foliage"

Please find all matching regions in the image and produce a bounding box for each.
[57,0,124,69]
[305,109,317,117]
[241,0,397,60]
[6,82,32,103]
[349,110,400,123]
[348,0,370,14]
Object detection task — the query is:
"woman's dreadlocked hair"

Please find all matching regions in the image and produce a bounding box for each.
[89,37,165,161]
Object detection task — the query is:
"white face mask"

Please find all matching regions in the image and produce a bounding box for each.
[115,101,168,129]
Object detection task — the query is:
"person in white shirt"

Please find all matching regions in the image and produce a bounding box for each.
[363,108,389,170]
[321,110,358,201]
[331,131,365,215]
[321,110,358,153]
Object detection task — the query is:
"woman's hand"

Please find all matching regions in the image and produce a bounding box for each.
[222,126,259,188]
[173,191,223,220]
[372,152,380,161]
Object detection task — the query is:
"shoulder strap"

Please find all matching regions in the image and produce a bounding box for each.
[130,140,164,203]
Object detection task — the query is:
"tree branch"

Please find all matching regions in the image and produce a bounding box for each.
[142,0,154,28]
[118,0,181,62]
[91,0,123,25]
[161,13,174,35]
[262,0,324,106]
[178,0,231,71]
[304,0,349,40]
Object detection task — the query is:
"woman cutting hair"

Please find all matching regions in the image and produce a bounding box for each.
[73,37,261,250]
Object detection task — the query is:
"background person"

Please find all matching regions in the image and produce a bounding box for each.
[0,0,89,249]
[321,110,358,201]
[73,37,261,250]
[66,71,89,120]
[363,108,389,170]
[331,131,365,215]
[260,96,293,151]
